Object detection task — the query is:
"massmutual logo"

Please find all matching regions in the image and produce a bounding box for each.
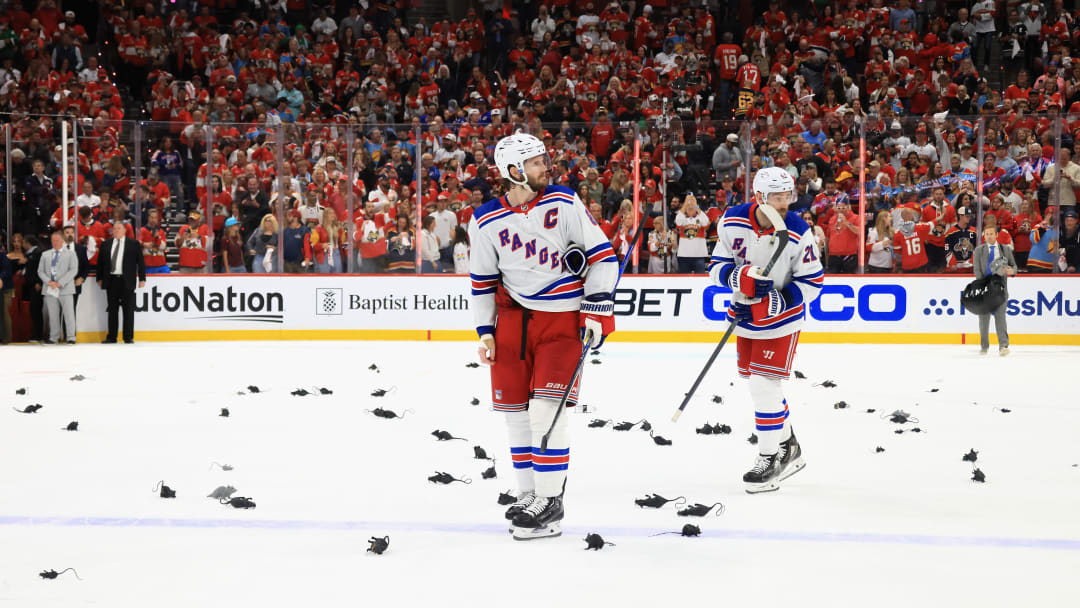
[136,285,284,323]
[316,288,343,315]
[923,297,958,316]
[923,292,1080,317]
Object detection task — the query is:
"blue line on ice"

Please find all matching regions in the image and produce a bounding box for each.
[2,515,1078,551]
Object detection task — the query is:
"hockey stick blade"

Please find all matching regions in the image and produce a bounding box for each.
[540,224,645,451]
[672,204,789,422]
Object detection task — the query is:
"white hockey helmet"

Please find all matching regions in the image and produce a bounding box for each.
[494,133,548,188]
[752,166,796,201]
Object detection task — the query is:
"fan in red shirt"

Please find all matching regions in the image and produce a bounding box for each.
[920,188,957,225]
[736,59,761,92]
[75,207,107,265]
[140,208,170,273]
[590,112,616,161]
[893,208,931,272]
[588,200,615,239]
[176,212,210,272]
[714,38,741,81]
[633,9,657,51]
[140,171,172,210]
[1005,70,1033,101]
[984,195,1015,234]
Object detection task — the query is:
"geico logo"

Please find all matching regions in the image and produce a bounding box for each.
[807,284,906,321]
[702,284,906,322]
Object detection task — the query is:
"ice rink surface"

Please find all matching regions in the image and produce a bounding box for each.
[1,340,1078,607]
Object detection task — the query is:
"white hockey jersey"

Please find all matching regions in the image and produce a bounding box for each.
[708,202,825,339]
[468,185,619,338]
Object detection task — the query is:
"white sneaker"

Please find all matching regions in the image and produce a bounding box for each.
[979,349,989,355]
[999,347,1010,356]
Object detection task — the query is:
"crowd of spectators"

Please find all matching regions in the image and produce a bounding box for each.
[1,0,1080,342]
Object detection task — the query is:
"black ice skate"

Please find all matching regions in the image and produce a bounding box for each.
[511,495,563,540]
[504,491,537,532]
[743,453,783,494]
[778,429,806,482]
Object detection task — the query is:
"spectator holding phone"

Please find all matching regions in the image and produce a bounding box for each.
[674,194,709,273]
[825,200,858,273]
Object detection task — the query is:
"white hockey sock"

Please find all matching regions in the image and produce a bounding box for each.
[749,374,789,456]
[505,411,534,493]
[528,398,569,498]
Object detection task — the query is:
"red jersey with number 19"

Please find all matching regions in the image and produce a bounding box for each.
[715,44,741,80]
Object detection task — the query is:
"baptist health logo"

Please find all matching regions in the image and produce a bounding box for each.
[316,288,343,315]
[923,298,957,316]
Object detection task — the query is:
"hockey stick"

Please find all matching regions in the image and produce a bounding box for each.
[539,224,645,453]
[671,204,789,423]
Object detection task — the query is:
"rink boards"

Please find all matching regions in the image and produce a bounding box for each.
[74,274,1080,345]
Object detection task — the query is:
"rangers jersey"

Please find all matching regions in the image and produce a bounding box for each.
[709,203,825,339]
[468,185,618,338]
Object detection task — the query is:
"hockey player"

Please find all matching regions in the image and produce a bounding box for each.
[709,167,824,493]
[469,133,618,539]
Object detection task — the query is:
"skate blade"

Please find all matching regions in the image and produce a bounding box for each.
[778,457,806,482]
[511,523,562,540]
[745,479,780,494]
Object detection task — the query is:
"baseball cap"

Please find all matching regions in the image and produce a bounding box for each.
[1065,209,1079,218]
[957,207,968,215]
[645,179,656,188]
[726,133,739,143]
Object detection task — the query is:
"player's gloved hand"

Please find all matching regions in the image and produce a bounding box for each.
[728,292,759,321]
[729,264,773,298]
[580,294,614,350]
[478,334,495,365]
[730,290,786,322]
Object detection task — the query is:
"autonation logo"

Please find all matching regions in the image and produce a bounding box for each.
[135,285,285,323]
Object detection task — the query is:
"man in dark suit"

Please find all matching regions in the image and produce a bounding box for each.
[96,221,146,344]
[973,224,1018,356]
[22,235,44,343]
[62,224,90,322]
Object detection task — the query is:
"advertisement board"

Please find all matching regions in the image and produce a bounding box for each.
[75,275,1080,344]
